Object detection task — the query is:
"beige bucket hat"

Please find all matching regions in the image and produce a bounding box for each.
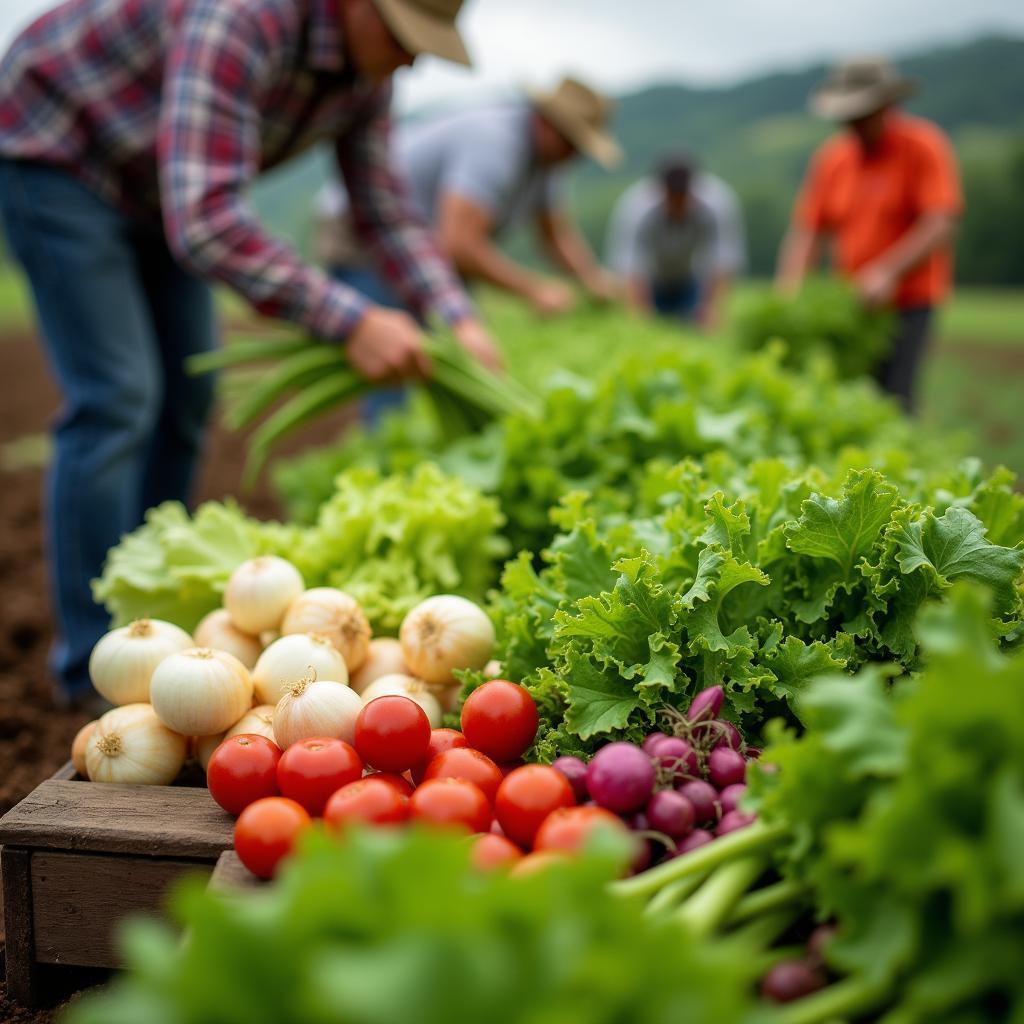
[809,56,917,121]
[528,76,623,169]
[372,0,472,67]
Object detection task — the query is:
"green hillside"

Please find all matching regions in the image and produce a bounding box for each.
[250,34,1024,283]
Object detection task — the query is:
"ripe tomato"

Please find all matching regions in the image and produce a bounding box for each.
[364,771,415,797]
[470,832,523,871]
[422,747,503,803]
[411,728,469,784]
[354,696,431,773]
[409,778,491,833]
[495,765,575,848]
[509,850,570,878]
[533,805,630,853]
[324,779,409,830]
[233,797,310,879]
[206,733,282,816]
[276,737,363,816]
[461,681,538,763]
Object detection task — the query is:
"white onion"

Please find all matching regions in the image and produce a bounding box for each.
[399,596,495,686]
[360,673,443,728]
[349,637,408,695]
[259,630,280,648]
[274,676,362,748]
[72,720,97,778]
[252,633,348,706]
[85,704,188,785]
[88,619,193,705]
[195,704,277,770]
[224,556,304,635]
[194,609,261,669]
[483,659,503,680]
[281,588,372,671]
[150,647,253,737]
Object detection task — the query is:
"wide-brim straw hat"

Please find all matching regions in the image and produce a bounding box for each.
[528,76,623,169]
[809,56,917,121]
[372,0,472,67]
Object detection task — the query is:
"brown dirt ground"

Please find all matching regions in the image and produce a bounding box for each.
[0,329,353,1022]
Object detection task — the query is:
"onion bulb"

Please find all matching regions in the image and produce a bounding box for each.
[360,673,443,728]
[150,648,253,737]
[194,609,261,669]
[281,588,371,671]
[483,659,503,680]
[224,556,304,635]
[399,596,495,686]
[252,633,348,706]
[259,630,280,648]
[349,637,408,695]
[274,675,361,748]
[195,704,276,770]
[72,720,97,778]
[85,704,188,785]
[88,619,193,705]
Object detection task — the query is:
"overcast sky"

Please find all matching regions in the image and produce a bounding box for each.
[2,0,1023,106]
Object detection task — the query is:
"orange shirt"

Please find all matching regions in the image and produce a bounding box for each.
[795,112,962,308]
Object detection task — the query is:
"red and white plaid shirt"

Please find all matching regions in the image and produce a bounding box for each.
[0,0,473,338]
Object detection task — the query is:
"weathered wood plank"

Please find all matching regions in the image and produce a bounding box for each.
[31,851,211,968]
[2,846,37,1005]
[208,850,263,893]
[0,780,234,857]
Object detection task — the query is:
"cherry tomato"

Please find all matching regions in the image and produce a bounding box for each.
[206,733,282,816]
[324,779,409,830]
[411,728,469,784]
[509,850,570,878]
[470,832,524,871]
[495,764,575,848]
[364,771,415,798]
[422,747,503,803]
[461,681,538,763]
[354,695,431,773]
[533,805,630,853]
[233,797,310,879]
[276,738,363,816]
[409,778,491,833]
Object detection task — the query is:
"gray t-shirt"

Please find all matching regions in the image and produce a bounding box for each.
[316,100,562,267]
[605,174,745,285]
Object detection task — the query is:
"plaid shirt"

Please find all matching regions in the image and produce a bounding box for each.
[0,0,473,338]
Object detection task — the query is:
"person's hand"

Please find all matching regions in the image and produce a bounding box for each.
[585,269,623,305]
[346,306,431,381]
[855,263,898,309]
[453,317,504,374]
[528,279,576,317]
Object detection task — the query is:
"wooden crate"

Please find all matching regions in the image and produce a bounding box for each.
[0,762,235,1006]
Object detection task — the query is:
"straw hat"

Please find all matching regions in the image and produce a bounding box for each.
[809,56,917,121]
[372,0,472,67]
[528,77,623,169]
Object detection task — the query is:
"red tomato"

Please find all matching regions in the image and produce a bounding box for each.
[411,728,469,784]
[364,771,415,798]
[206,733,282,816]
[509,850,570,878]
[233,797,310,879]
[409,778,491,833]
[461,681,538,763]
[354,696,431,773]
[276,738,363,817]
[495,765,575,848]
[422,747,503,804]
[324,779,409,830]
[533,805,630,853]
[470,832,524,871]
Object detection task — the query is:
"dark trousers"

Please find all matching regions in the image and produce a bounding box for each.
[875,306,933,414]
[0,160,217,698]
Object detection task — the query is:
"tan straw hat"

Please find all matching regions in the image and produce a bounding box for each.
[528,76,623,169]
[372,0,472,67]
[809,56,916,120]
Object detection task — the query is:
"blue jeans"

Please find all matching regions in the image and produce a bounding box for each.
[0,160,217,699]
[329,265,408,425]
[651,278,700,321]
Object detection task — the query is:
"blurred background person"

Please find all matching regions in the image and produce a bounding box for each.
[605,152,745,331]
[314,76,623,321]
[776,57,962,411]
